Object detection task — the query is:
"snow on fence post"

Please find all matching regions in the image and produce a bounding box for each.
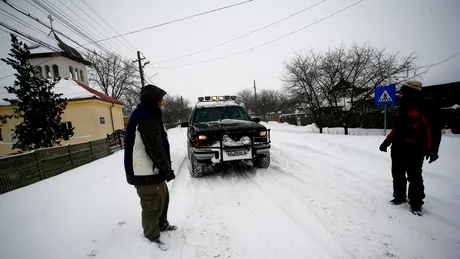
[118,132,123,149]
[67,145,75,168]
[89,141,95,161]
[34,150,44,180]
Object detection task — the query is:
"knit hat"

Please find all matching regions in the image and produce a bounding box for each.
[403,81,422,91]
[139,84,167,111]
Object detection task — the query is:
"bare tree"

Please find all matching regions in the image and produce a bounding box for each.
[283,51,327,133]
[237,89,293,119]
[121,87,141,117]
[320,43,418,134]
[86,51,140,101]
[162,95,192,124]
[284,43,418,135]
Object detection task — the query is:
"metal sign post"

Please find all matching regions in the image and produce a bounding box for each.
[375,85,396,136]
[384,105,387,136]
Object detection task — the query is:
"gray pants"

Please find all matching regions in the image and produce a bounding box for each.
[135,181,170,241]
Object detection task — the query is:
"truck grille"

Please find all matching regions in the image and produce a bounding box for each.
[223,131,254,142]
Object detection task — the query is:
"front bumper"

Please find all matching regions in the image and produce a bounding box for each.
[192,143,270,163]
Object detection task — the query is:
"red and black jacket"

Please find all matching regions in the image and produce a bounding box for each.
[385,108,432,152]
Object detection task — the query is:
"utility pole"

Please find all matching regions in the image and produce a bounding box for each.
[180,96,184,122]
[253,79,257,117]
[133,51,146,89]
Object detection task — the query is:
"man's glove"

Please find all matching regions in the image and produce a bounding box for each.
[164,170,175,182]
[379,141,389,152]
[426,153,439,164]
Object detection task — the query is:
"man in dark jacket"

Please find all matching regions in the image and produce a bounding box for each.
[124,84,176,249]
[379,81,441,216]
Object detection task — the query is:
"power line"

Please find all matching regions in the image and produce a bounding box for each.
[0,7,54,41]
[155,0,326,65]
[69,0,136,53]
[84,0,254,45]
[419,50,460,69]
[156,1,364,69]
[53,0,131,55]
[31,0,114,54]
[80,0,138,51]
[3,0,129,64]
[0,22,61,52]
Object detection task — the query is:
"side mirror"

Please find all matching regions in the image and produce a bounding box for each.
[181,122,190,128]
[251,117,261,123]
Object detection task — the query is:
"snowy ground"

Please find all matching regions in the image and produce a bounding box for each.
[1,123,459,259]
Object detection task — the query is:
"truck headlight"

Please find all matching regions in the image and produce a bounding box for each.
[259,131,267,137]
[197,135,207,140]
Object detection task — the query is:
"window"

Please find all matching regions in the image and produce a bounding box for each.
[34,66,43,78]
[52,64,59,78]
[44,65,51,78]
[75,68,79,81]
[80,70,84,82]
[194,106,250,124]
[100,117,105,124]
[69,66,74,79]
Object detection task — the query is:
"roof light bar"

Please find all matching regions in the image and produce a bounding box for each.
[197,95,238,102]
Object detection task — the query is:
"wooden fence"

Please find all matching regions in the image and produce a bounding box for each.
[0,125,181,195]
[0,137,113,195]
[107,129,125,151]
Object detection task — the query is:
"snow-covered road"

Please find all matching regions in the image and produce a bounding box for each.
[1,123,459,259]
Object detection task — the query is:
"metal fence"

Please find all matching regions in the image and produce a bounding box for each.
[0,136,114,195]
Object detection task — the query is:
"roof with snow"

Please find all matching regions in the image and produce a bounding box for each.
[29,33,91,66]
[0,78,123,106]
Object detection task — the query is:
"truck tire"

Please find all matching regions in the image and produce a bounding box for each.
[190,153,204,177]
[253,153,270,169]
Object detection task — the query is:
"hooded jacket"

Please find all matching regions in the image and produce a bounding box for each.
[124,85,172,185]
[384,85,433,153]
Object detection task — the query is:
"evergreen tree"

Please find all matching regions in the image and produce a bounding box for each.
[1,34,74,151]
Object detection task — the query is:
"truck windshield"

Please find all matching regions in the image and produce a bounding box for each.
[194,106,250,124]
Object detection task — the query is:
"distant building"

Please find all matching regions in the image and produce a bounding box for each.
[0,33,124,155]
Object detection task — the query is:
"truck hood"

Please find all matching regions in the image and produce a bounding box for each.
[193,119,266,133]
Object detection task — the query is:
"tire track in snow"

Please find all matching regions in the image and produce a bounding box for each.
[203,166,337,259]
[235,168,355,259]
[271,143,389,197]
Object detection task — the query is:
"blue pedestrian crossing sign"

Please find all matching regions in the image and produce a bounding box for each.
[374,85,396,106]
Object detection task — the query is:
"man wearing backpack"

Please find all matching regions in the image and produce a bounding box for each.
[379,81,441,216]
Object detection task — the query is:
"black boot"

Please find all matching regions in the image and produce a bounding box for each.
[152,236,169,251]
[390,198,408,205]
[161,225,178,232]
[411,204,423,216]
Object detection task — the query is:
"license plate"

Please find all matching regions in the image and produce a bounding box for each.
[227,150,248,156]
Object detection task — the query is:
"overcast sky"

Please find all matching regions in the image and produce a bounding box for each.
[1,0,459,103]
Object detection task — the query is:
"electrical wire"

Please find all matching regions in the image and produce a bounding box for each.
[0,22,61,52]
[155,1,364,69]
[32,0,114,54]
[3,0,132,66]
[68,0,136,53]
[154,0,327,65]
[80,0,138,51]
[53,0,130,55]
[84,0,254,45]
[0,7,54,41]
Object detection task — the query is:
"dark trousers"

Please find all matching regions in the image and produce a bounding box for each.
[391,143,426,206]
[135,181,170,241]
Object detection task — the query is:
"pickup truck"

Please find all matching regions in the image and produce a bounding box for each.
[181,96,271,177]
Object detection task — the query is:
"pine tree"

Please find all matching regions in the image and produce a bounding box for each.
[1,34,74,151]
